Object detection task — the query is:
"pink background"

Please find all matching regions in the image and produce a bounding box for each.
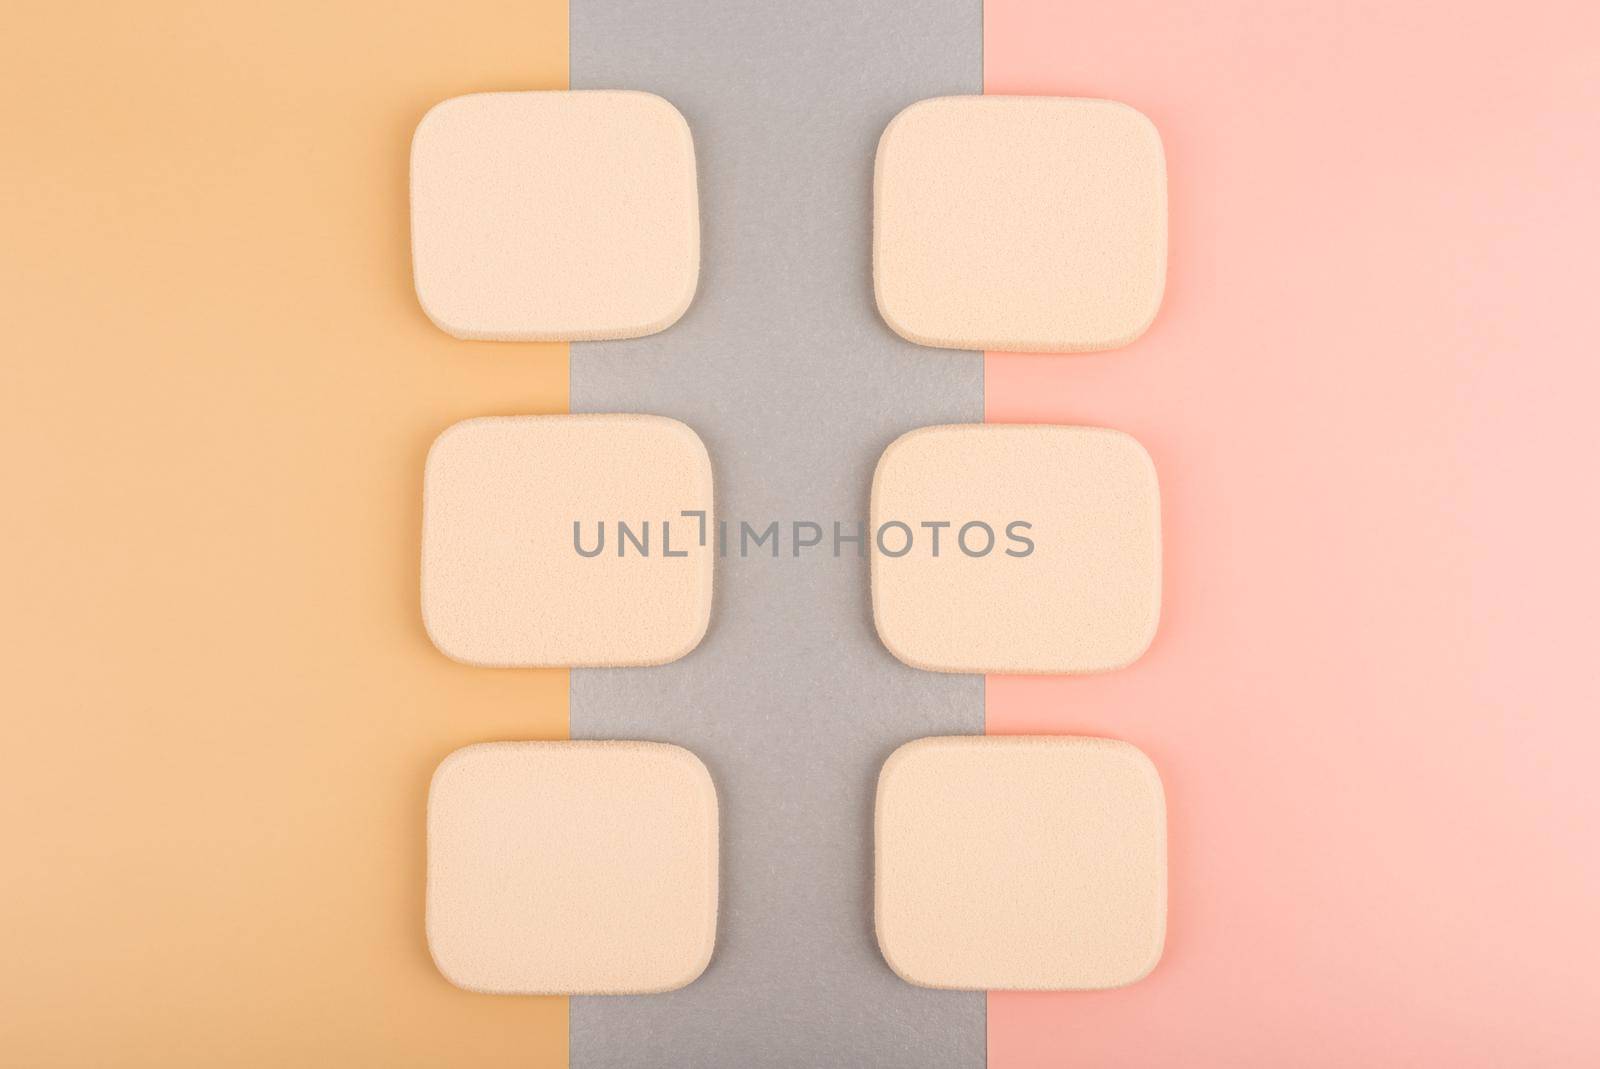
[983,1,1600,1064]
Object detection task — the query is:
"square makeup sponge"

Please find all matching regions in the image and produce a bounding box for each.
[875,735,1167,991]
[421,414,713,668]
[410,90,699,341]
[874,95,1167,353]
[427,741,719,995]
[870,424,1161,674]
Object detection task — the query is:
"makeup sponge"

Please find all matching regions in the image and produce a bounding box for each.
[875,735,1166,991]
[427,741,719,995]
[874,95,1166,353]
[870,423,1160,675]
[410,90,699,341]
[421,414,713,668]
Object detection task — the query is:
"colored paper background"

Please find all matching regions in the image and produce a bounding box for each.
[2,4,569,1065]
[6,1,1599,1065]
[985,1,1600,1065]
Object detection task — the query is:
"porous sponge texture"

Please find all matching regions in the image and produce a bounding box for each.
[875,735,1167,991]
[421,413,714,668]
[874,95,1166,353]
[870,423,1161,674]
[426,741,720,996]
[410,90,700,341]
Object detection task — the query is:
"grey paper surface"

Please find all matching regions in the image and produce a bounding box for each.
[570,3,985,1065]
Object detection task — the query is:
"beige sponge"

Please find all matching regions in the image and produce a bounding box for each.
[874,95,1167,353]
[875,735,1167,991]
[426,741,720,996]
[410,90,700,341]
[870,423,1160,674]
[421,414,714,668]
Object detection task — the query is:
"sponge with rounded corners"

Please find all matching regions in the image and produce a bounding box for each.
[411,90,700,342]
[874,95,1166,353]
[422,413,714,668]
[427,740,720,996]
[870,423,1160,674]
[875,735,1166,991]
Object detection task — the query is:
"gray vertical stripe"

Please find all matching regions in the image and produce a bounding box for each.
[570,3,984,1065]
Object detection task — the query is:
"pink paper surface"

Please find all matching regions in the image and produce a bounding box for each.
[983,2,1600,1064]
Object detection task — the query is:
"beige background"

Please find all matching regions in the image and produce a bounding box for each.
[1,3,570,1064]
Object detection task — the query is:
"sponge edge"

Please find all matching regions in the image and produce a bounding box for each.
[426,740,719,996]
[421,413,714,668]
[875,735,1167,991]
[874,95,1167,353]
[410,90,700,342]
[870,423,1161,675]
